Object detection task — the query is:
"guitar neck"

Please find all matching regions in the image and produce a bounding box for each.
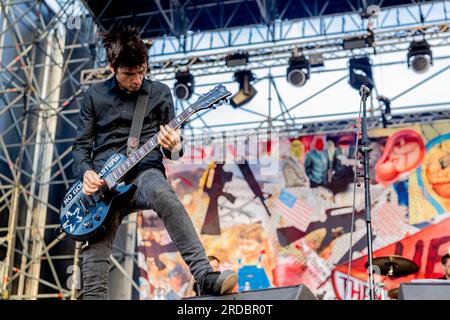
[107,105,196,186]
[103,84,231,187]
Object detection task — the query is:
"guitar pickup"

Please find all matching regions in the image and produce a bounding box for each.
[86,195,96,207]
[97,187,105,199]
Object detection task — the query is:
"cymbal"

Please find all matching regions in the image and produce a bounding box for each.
[388,287,399,299]
[365,255,419,277]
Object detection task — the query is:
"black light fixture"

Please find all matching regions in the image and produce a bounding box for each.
[343,36,367,50]
[343,30,375,50]
[348,56,374,92]
[174,69,194,100]
[377,95,391,128]
[286,53,310,87]
[407,40,433,74]
[225,51,249,67]
[230,70,257,108]
[309,53,324,68]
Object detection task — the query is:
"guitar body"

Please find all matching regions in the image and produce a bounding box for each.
[60,153,136,241]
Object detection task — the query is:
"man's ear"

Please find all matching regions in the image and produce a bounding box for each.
[109,64,115,74]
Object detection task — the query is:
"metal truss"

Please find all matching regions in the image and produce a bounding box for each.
[0,0,111,300]
[78,1,450,134]
[80,1,450,83]
[83,0,442,55]
[150,22,450,81]
[146,0,449,57]
[182,107,450,145]
[0,0,87,300]
[81,22,450,84]
[159,47,450,135]
[1,0,450,301]
[0,0,141,300]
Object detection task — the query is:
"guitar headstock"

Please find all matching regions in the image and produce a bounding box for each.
[191,85,231,112]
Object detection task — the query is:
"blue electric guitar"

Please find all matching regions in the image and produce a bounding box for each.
[60,85,231,241]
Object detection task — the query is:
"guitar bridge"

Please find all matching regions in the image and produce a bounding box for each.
[97,184,108,199]
[79,198,90,214]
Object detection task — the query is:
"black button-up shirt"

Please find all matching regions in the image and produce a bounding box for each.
[72,76,183,182]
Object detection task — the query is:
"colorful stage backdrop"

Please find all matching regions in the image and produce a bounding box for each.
[135,122,450,300]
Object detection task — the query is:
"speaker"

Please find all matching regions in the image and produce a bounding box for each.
[186,285,317,300]
[398,281,450,300]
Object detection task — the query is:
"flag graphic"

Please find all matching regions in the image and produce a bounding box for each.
[372,202,411,239]
[273,189,314,232]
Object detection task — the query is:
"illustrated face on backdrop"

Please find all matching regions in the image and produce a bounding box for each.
[425,141,450,199]
[314,137,325,151]
[337,136,353,159]
[290,140,304,160]
[209,259,220,272]
[375,130,425,185]
[238,225,264,257]
[338,135,353,149]
[239,236,260,256]
[443,257,450,278]
[168,267,185,291]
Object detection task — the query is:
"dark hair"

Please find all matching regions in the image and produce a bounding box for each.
[102,26,148,71]
[442,253,450,265]
[207,255,220,263]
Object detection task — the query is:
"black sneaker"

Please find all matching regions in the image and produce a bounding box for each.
[198,270,238,296]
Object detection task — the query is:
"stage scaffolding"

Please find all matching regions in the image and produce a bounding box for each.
[0,0,449,300]
[0,0,99,300]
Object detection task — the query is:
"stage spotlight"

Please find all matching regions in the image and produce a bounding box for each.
[174,69,194,100]
[286,54,310,87]
[226,51,249,67]
[230,70,257,108]
[407,40,433,74]
[343,31,374,50]
[377,95,391,128]
[309,53,324,68]
[348,56,374,92]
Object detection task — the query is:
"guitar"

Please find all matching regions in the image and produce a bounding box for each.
[60,85,231,241]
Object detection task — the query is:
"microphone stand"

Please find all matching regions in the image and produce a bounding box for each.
[358,85,376,300]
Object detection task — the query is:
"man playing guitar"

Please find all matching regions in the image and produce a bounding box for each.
[72,26,237,299]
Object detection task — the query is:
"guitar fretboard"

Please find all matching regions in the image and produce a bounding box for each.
[107,106,196,185]
[104,84,231,187]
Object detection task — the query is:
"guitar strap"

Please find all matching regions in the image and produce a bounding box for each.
[126,81,152,157]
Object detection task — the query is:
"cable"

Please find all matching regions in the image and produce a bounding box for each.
[343,93,364,300]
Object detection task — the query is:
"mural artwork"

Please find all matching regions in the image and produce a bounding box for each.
[135,122,450,299]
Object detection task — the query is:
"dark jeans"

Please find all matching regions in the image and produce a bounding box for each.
[81,168,212,300]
